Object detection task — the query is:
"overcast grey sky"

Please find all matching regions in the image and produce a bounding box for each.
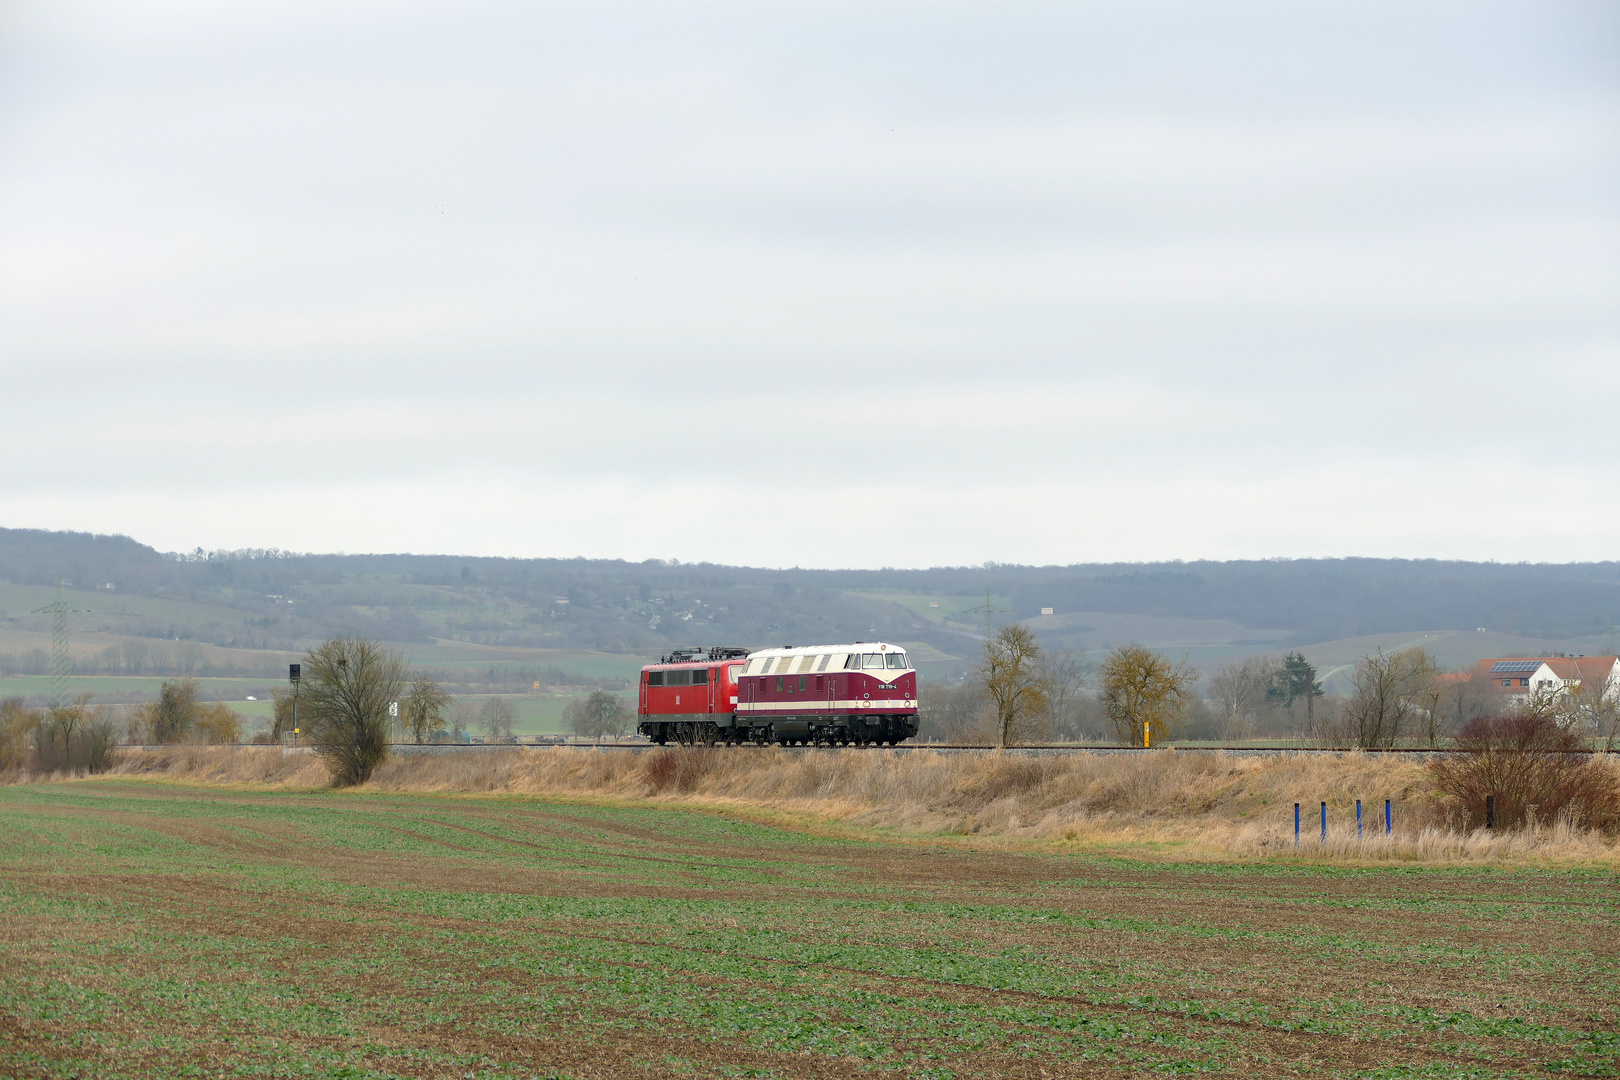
[2,1,1616,567]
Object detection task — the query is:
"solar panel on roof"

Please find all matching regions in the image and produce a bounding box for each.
[1489,660,1542,673]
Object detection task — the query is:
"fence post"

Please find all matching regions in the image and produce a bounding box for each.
[1320,801,1327,843]
[1485,794,1494,831]
[1357,799,1362,840]
[1294,802,1300,847]
[1385,798,1391,836]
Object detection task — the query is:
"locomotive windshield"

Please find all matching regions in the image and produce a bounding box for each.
[886,653,908,669]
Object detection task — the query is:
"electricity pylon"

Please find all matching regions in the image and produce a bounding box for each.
[965,586,1006,639]
[31,578,93,711]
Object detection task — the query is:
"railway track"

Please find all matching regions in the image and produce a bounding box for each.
[371,742,1601,755]
[124,743,1609,755]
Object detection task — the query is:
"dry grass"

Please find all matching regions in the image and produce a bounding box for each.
[21,745,1620,865]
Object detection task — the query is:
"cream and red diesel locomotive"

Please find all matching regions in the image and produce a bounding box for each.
[637,643,920,746]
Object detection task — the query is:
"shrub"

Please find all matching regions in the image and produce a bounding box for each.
[1,697,37,769]
[193,703,244,744]
[135,678,202,744]
[1431,714,1620,830]
[29,696,119,773]
[639,749,719,793]
[300,637,406,786]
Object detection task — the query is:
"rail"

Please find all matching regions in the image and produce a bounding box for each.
[112,742,1611,755]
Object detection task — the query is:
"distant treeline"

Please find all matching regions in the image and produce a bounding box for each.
[4,527,1620,654]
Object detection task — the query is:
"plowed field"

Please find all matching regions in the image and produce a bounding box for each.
[1,781,1616,1079]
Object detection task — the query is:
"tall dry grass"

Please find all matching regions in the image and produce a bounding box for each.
[32,746,1620,865]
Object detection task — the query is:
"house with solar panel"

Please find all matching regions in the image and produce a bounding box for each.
[1467,656,1620,703]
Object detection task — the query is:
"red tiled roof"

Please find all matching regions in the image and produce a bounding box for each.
[1464,656,1619,685]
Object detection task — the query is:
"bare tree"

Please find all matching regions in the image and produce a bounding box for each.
[1432,672,1492,745]
[1039,649,1091,741]
[1333,647,1438,748]
[563,691,630,739]
[403,677,452,744]
[1099,646,1196,746]
[448,701,476,743]
[479,697,516,742]
[34,694,116,773]
[916,680,990,743]
[1209,658,1278,743]
[979,625,1051,747]
[1558,661,1620,748]
[300,637,406,786]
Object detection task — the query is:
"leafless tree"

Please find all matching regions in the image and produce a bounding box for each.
[1099,646,1196,746]
[34,694,116,772]
[1039,649,1091,741]
[564,691,630,739]
[1332,647,1438,748]
[403,677,453,744]
[979,625,1051,747]
[121,638,149,675]
[479,697,516,742]
[1557,662,1620,748]
[916,680,990,743]
[1432,672,1492,745]
[300,637,406,786]
[1208,658,1278,743]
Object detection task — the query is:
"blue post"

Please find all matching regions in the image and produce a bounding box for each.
[1385,799,1391,835]
[1357,799,1363,840]
[1320,801,1327,843]
[1294,802,1300,847]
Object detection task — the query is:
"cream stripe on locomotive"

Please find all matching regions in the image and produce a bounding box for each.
[737,700,918,713]
[739,642,914,676]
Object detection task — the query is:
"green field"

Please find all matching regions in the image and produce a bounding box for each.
[1,780,1616,1079]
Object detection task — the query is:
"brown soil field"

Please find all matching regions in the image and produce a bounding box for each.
[1,772,1618,1078]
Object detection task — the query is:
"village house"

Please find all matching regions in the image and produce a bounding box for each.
[1466,655,1620,702]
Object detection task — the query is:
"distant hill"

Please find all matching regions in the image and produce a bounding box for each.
[2,527,1618,682]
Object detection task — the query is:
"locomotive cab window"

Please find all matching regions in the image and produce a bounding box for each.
[646,671,665,687]
[886,653,908,669]
[727,664,742,683]
[861,653,887,670]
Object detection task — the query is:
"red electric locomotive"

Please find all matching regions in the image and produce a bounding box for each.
[637,646,750,745]
[638,642,919,746]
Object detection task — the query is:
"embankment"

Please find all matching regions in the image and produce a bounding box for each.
[24,745,1620,864]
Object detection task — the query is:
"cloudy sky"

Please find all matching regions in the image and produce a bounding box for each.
[2,1,1616,567]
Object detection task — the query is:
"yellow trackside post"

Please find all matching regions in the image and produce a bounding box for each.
[1144,720,1150,748]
